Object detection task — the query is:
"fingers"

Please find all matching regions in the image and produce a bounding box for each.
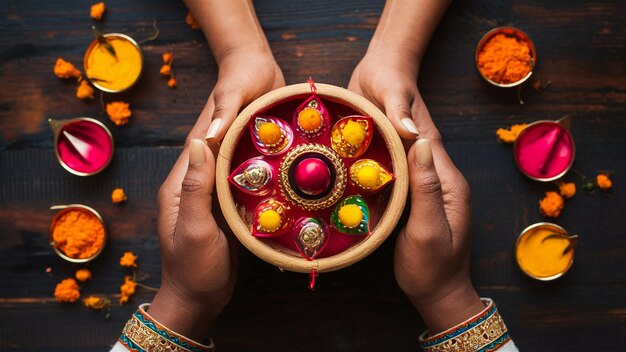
[176,139,218,241]
[205,87,245,143]
[383,92,420,140]
[406,139,449,240]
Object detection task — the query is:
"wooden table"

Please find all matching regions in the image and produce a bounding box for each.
[1,0,624,350]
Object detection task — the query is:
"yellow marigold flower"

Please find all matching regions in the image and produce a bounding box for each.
[597,173,612,190]
[54,58,81,80]
[90,2,106,20]
[558,182,576,199]
[120,251,138,267]
[119,276,137,304]
[76,80,94,99]
[75,268,92,282]
[83,296,110,310]
[539,191,564,218]
[54,278,80,303]
[185,11,200,29]
[111,188,127,203]
[106,101,132,126]
[496,123,528,143]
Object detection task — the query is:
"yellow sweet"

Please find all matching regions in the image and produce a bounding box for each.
[259,209,281,232]
[356,165,381,188]
[342,120,366,146]
[85,36,142,91]
[337,204,363,228]
[298,108,323,132]
[258,122,282,146]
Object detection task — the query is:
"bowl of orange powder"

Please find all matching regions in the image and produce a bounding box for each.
[49,204,106,263]
[475,27,536,87]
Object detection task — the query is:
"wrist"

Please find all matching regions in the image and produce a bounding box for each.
[364,42,421,78]
[148,284,225,342]
[216,41,273,68]
[410,278,484,334]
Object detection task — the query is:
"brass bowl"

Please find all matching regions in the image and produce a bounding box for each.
[50,117,114,177]
[49,204,106,263]
[84,33,143,93]
[515,222,575,281]
[475,26,536,88]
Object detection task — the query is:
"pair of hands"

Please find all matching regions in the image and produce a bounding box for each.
[149,47,482,340]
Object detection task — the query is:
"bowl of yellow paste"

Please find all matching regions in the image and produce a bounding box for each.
[84,33,143,93]
[515,222,576,281]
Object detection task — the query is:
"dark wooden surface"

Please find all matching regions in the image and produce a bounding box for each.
[1,0,625,351]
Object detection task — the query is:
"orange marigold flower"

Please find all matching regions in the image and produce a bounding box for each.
[185,11,200,29]
[75,268,92,282]
[54,58,82,80]
[83,295,111,310]
[160,64,172,76]
[558,182,576,199]
[120,251,138,267]
[496,123,527,144]
[167,77,176,88]
[76,80,95,99]
[597,173,612,190]
[90,2,106,20]
[119,276,137,304]
[539,191,564,218]
[54,278,80,303]
[106,101,132,126]
[111,188,127,203]
[162,52,173,64]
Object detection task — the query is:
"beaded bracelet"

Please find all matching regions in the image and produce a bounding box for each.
[118,303,214,352]
[419,298,510,352]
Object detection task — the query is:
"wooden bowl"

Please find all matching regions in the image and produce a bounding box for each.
[216,83,408,273]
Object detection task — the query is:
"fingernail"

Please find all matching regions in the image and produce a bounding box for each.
[401,118,419,136]
[415,139,432,165]
[189,139,206,166]
[205,118,222,141]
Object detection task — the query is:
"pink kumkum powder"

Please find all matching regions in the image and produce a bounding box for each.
[514,122,574,180]
[56,119,113,175]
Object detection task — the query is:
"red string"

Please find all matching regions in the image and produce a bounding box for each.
[307,76,317,94]
[308,269,319,291]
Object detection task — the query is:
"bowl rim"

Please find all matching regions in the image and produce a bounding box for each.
[83,32,144,93]
[475,26,536,88]
[49,204,107,263]
[216,83,409,273]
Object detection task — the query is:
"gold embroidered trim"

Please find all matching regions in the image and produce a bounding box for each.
[422,308,508,352]
[123,314,192,352]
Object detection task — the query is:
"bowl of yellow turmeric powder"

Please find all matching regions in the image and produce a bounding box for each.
[84,33,143,93]
[475,27,536,88]
[49,204,106,263]
[515,222,576,281]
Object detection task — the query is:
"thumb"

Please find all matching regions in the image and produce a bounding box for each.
[177,139,217,236]
[205,88,245,143]
[383,93,420,140]
[406,139,448,236]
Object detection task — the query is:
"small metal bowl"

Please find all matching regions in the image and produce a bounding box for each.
[49,204,107,263]
[513,115,575,182]
[475,26,536,88]
[515,222,575,281]
[83,33,144,93]
[49,117,114,177]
